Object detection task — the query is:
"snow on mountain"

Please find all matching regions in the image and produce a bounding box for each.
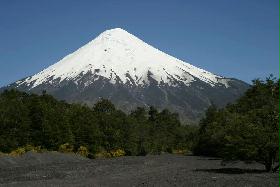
[17,28,229,89]
[4,28,250,122]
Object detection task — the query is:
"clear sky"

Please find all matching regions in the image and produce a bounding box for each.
[0,0,278,87]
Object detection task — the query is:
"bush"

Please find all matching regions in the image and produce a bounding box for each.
[58,143,74,153]
[24,144,42,153]
[77,146,89,157]
[9,147,26,156]
[94,149,126,158]
[110,149,126,157]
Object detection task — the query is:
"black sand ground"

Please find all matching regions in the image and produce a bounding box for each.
[0,152,278,187]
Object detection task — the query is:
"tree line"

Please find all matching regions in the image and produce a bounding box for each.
[0,76,278,172]
[0,89,196,156]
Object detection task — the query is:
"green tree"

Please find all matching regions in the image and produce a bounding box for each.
[0,90,30,152]
[222,77,279,171]
[194,76,279,172]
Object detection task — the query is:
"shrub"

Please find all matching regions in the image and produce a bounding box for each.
[94,149,125,158]
[24,145,42,153]
[77,146,89,157]
[110,149,126,157]
[58,143,74,153]
[9,147,26,156]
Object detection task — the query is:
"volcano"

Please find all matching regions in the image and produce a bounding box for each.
[3,28,249,122]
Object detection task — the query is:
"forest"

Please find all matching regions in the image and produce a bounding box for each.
[0,88,196,157]
[0,76,278,171]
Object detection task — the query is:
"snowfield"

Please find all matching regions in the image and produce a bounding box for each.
[18,28,229,88]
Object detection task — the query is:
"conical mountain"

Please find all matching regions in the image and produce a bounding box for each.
[4,28,249,122]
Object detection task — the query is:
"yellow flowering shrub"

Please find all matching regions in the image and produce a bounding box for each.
[95,149,125,158]
[77,146,89,157]
[9,147,26,156]
[110,149,125,157]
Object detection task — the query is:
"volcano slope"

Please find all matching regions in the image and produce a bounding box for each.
[0,152,278,187]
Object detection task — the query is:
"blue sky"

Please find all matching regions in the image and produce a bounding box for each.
[0,0,278,86]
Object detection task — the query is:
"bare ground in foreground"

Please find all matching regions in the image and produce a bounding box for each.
[0,152,278,187]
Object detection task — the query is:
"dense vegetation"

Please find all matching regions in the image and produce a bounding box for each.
[194,76,279,172]
[0,89,196,157]
[0,76,278,172]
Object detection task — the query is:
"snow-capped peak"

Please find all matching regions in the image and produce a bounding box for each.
[19,28,229,88]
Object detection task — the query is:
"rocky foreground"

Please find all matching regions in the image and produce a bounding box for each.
[0,152,278,187]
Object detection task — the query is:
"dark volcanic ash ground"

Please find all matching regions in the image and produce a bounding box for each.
[0,152,278,187]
